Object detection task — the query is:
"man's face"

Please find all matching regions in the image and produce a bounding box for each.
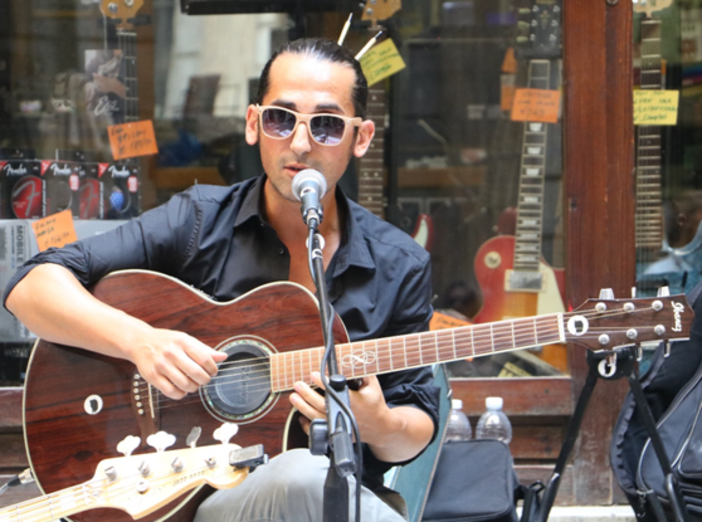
[245,53,374,204]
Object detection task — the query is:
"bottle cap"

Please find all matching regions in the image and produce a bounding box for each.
[485,397,503,410]
[451,399,463,410]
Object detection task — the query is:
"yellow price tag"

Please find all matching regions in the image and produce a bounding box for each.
[633,90,679,125]
[359,39,406,87]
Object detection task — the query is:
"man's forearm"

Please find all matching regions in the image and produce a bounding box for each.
[367,405,435,464]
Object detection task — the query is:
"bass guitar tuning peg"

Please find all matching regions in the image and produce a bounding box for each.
[116,434,141,457]
[213,422,239,444]
[146,431,176,453]
[186,426,202,448]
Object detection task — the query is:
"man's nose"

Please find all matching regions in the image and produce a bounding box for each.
[290,122,312,155]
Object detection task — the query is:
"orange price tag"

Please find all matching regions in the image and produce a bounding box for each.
[31,209,78,252]
[108,120,159,161]
[510,88,561,124]
[429,311,471,331]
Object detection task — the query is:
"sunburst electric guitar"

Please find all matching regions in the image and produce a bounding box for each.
[473,0,566,372]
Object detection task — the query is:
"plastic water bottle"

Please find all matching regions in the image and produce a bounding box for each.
[445,399,472,442]
[475,397,512,444]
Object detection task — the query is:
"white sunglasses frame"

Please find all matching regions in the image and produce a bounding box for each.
[256,104,362,146]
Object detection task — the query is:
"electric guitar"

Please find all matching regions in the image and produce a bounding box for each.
[2,427,264,522]
[23,270,692,522]
[473,0,567,372]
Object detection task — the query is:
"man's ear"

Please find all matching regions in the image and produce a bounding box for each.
[245,105,259,145]
[353,119,376,158]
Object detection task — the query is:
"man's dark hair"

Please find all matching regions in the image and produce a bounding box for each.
[256,37,368,119]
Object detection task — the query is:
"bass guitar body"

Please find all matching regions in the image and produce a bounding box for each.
[23,270,347,522]
[473,235,567,373]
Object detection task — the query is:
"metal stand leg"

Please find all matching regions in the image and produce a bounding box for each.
[530,346,691,522]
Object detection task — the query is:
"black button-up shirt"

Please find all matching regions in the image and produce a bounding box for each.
[5,175,440,489]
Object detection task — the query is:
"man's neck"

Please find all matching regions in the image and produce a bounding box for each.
[263,178,341,244]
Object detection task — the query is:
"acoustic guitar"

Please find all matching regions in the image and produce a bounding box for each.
[22,269,692,522]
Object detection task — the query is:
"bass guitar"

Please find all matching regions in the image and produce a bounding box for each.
[3,426,264,522]
[23,270,692,522]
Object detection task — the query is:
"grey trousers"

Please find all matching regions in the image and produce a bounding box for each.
[194,449,408,522]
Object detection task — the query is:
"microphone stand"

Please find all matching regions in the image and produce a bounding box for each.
[304,210,358,522]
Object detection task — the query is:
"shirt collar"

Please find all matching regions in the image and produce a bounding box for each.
[332,191,375,275]
[232,175,266,228]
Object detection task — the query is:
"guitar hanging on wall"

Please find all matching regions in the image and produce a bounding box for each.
[472,0,567,373]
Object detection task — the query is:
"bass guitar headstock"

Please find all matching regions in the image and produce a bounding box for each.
[100,0,146,30]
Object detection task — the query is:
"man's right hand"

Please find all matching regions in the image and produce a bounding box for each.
[128,328,228,400]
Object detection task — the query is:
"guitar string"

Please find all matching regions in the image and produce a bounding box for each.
[127,306,673,410]
[0,459,245,522]
[130,306,672,402]
[171,303,667,382]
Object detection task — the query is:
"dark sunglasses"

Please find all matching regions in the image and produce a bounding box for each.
[256,105,362,146]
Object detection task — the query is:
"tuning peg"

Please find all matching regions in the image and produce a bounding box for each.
[657,286,671,297]
[186,426,202,449]
[117,435,141,457]
[146,431,177,453]
[598,288,615,299]
[213,423,239,445]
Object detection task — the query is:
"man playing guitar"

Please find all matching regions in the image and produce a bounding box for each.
[4,38,439,522]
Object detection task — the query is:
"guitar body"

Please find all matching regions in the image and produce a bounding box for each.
[473,235,567,372]
[23,270,347,522]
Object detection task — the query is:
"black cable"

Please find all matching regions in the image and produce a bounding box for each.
[308,228,363,522]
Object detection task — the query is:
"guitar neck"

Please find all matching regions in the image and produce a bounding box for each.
[358,87,386,219]
[512,59,551,274]
[0,482,92,522]
[270,312,563,391]
[635,18,664,253]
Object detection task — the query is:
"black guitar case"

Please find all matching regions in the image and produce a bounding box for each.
[611,281,702,521]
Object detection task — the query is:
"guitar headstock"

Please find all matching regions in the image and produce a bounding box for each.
[633,0,673,18]
[100,0,145,30]
[565,293,693,351]
[90,440,265,519]
[361,0,401,27]
[516,0,562,60]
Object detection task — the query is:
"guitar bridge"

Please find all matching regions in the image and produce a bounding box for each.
[131,372,159,439]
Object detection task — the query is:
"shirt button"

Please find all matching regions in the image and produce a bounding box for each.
[277,248,285,255]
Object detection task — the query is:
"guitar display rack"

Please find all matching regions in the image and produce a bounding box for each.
[533,345,691,522]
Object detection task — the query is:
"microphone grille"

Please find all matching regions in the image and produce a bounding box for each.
[292,169,327,201]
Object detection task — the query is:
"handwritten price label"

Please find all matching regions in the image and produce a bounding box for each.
[634,90,679,125]
[359,39,406,87]
[108,120,159,161]
[31,209,78,252]
[510,88,561,124]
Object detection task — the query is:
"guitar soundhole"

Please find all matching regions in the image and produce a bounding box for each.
[203,338,273,420]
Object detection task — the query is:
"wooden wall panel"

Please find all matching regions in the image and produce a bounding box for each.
[564,0,633,505]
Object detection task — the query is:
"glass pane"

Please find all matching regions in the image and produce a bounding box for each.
[386,0,566,378]
[0,0,566,382]
[633,0,701,370]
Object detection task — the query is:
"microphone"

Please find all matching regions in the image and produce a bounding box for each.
[292,169,327,228]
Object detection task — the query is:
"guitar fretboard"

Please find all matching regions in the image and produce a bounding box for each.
[0,482,90,522]
[513,59,551,274]
[269,313,563,391]
[358,87,386,219]
[635,19,664,253]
